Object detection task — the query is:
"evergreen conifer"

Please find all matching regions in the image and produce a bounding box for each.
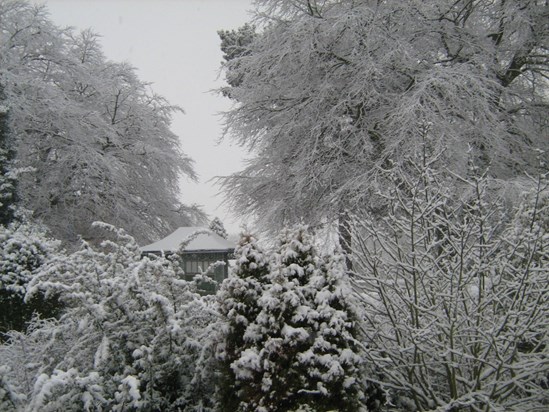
[217,232,269,411]
[232,226,365,411]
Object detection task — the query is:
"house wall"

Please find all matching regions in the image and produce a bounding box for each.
[180,252,230,294]
[141,250,233,294]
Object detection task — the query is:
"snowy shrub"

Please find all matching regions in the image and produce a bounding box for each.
[231,226,365,411]
[0,222,60,338]
[1,222,219,411]
[217,232,270,411]
[352,164,549,411]
[0,318,77,410]
[0,364,24,411]
[27,368,108,412]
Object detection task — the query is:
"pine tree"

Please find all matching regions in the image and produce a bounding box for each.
[209,217,229,239]
[217,232,269,412]
[232,226,365,411]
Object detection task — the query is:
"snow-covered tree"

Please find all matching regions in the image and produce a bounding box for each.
[209,216,229,239]
[352,161,549,411]
[296,246,365,411]
[217,232,270,411]
[0,86,16,227]
[232,226,365,411]
[219,0,548,235]
[218,23,257,94]
[0,1,204,245]
[219,23,257,65]
[0,223,219,410]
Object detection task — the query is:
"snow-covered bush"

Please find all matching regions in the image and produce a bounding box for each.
[0,222,60,338]
[217,232,270,411]
[1,222,219,411]
[231,226,365,411]
[0,364,24,411]
[353,164,549,411]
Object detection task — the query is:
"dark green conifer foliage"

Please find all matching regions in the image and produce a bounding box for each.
[0,226,60,341]
[231,226,365,411]
[0,85,17,227]
[217,232,269,412]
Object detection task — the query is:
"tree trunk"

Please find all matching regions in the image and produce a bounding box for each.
[338,209,353,273]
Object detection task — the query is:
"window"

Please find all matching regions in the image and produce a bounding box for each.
[180,253,228,294]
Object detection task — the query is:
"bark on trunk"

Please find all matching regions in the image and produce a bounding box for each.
[338,210,353,273]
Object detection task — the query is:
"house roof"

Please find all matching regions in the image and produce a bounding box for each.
[140,227,234,254]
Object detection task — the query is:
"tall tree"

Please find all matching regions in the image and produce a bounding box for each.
[0,1,204,244]
[219,0,549,234]
[0,83,18,227]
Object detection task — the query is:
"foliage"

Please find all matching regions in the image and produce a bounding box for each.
[0,221,60,339]
[219,23,257,63]
[217,232,270,411]
[229,226,365,411]
[352,162,549,411]
[218,23,257,94]
[0,223,219,411]
[209,216,229,239]
[0,1,204,245]
[0,86,16,227]
[219,0,549,233]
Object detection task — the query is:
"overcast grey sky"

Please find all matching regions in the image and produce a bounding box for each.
[38,0,253,234]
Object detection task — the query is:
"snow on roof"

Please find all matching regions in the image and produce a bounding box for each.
[140,227,234,253]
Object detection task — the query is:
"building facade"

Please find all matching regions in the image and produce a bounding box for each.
[141,227,234,293]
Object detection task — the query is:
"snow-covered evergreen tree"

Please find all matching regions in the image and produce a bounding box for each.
[300,249,365,410]
[217,232,270,411]
[209,217,229,239]
[232,226,364,411]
